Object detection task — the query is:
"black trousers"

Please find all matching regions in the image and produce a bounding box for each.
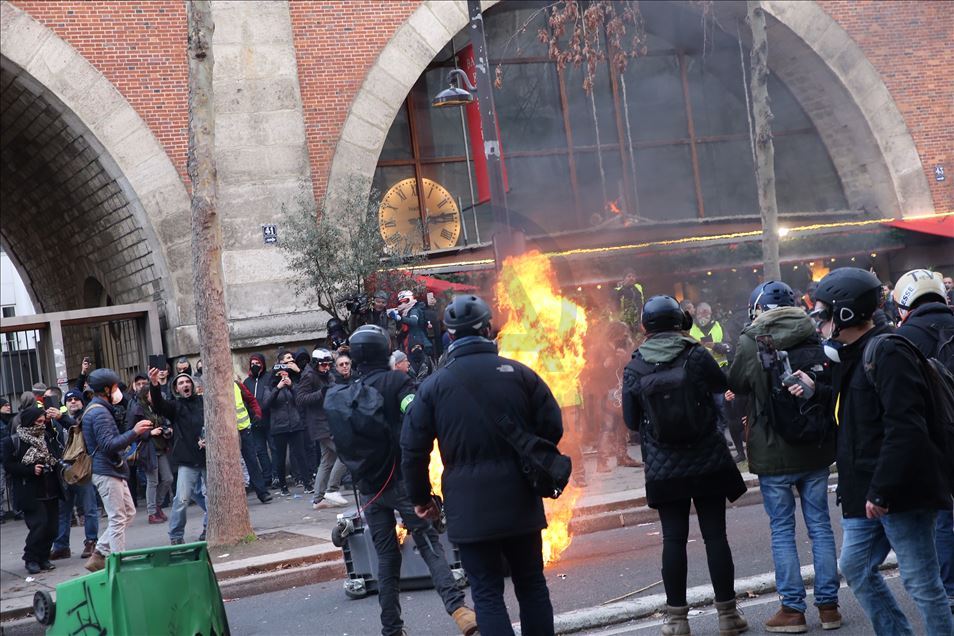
[656,495,736,606]
[270,430,310,487]
[239,428,268,498]
[252,425,273,483]
[23,498,59,564]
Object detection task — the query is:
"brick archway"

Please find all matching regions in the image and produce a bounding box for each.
[0,0,189,332]
[327,0,933,219]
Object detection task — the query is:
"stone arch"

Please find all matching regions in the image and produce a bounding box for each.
[326,0,932,219]
[0,0,191,331]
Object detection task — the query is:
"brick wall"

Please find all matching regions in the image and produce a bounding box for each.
[11,0,189,183]
[818,0,953,212]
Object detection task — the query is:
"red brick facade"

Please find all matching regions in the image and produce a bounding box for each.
[9,0,951,211]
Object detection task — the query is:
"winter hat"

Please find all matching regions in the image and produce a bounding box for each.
[0,397,9,408]
[18,406,45,427]
[172,372,195,392]
[389,350,408,369]
[64,389,84,402]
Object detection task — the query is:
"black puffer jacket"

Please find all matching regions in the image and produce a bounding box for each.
[243,354,272,429]
[895,302,954,360]
[263,380,305,436]
[402,337,563,544]
[623,332,745,508]
[150,384,206,468]
[825,325,951,518]
[295,364,333,441]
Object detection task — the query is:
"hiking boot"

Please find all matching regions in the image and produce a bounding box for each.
[661,605,690,635]
[84,551,106,572]
[25,561,41,575]
[148,513,164,524]
[452,606,478,635]
[49,547,71,560]
[817,604,842,630]
[81,540,95,559]
[618,454,643,467]
[715,599,748,635]
[39,561,56,571]
[764,606,806,633]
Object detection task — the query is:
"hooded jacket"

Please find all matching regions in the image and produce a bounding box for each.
[150,378,206,468]
[728,307,836,476]
[623,332,745,508]
[895,301,954,360]
[296,362,333,441]
[243,353,272,429]
[262,360,305,436]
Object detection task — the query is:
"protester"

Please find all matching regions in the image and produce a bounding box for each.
[390,350,410,374]
[263,351,310,496]
[126,386,173,524]
[332,353,354,384]
[728,281,841,632]
[234,381,272,504]
[407,343,435,385]
[944,275,954,306]
[403,295,560,635]
[623,295,747,636]
[810,268,953,635]
[243,353,274,486]
[389,290,430,355]
[615,270,645,329]
[297,348,347,508]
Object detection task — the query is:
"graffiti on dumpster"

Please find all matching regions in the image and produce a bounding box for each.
[65,581,106,635]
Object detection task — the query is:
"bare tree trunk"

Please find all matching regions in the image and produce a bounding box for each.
[747,1,781,281]
[186,0,253,546]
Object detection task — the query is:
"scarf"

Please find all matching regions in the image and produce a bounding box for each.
[398,298,417,317]
[18,421,53,467]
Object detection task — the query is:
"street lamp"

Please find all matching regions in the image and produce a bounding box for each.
[431,69,475,108]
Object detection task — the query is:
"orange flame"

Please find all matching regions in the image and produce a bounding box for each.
[606,199,622,215]
[811,263,830,282]
[428,441,443,498]
[495,251,587,566]
[396,523,408,545]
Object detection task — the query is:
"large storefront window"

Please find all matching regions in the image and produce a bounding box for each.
[373,1,847,252]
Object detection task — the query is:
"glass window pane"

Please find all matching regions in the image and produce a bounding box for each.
[564,64,618,149]
[379,103,412,161]
[486,2,549,59]
[697,140,757,217]
[633,144,697,220]
[775,133,847,212]
[768,74,813,130]
[576,150,625,225]
[504,154,575,234]
[685,49,749,138]
[493,63,566,152]
[412,69,468,159]
[621,55,687,141]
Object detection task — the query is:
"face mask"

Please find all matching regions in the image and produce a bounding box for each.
[822,339,844,363]
[111,386,124,404]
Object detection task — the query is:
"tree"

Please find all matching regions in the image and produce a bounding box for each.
[279,179,422,325]
[746,0,781,280]
[186,0,253,546]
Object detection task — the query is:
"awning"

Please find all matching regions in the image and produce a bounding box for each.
[884,214,954,239]
[413,275,477,294]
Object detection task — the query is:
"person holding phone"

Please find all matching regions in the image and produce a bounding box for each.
[262,351,309,496]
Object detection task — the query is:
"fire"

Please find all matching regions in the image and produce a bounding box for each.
[428,441,443,498]
[810,263,830,282]
[395,523,408,545]
[495,250,587,566]
[606,199,622,215]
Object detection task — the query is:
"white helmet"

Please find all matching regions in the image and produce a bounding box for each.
[892,269,945,310]
[397,290,415,303]
[311,348,333,363]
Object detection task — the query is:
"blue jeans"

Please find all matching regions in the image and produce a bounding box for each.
[840,509,954,635]
[168,465,207,542]
[937,510,954,607]
[759,468,839,612]
[53,481,100,551]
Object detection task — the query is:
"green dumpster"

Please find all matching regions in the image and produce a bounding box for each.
[34,542,230,636]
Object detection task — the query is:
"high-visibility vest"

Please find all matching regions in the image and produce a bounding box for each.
[234,383,251,431]
[690,321,727,367]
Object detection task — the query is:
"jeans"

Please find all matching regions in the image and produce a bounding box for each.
[270,430,310,487]
[92,474,136,556]
[145,453,173,515]
[23,499,58,564]
[758,468,839,612]
[936,510,954,607]
[313,438,347,500]
[840,509,954,635]
[53,481,99,551]
[168,465,207,542]
[458,531,554,636]
[656,495,736,606]
[359,481,465,636]
[239,428,268,498]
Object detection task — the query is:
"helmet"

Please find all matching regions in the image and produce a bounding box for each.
[326,317,344,333]
[397,290,415,303]
[892,269,945,310]
[443,295,492,334]
[349,325,391,365]
[748,280,796,320]
[311,348,333,363]
[641,296,684,333]
[88,368,121,393]
[811,268,882,329]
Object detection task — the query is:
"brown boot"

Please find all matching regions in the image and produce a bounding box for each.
[764,605,806,633]
[714,599,748,635]
[49,547,71,560]
[81,540,95,559]
[451,606,478,635]
[817,604,842,630]
[661,605,690,635]
[84,550,106,573]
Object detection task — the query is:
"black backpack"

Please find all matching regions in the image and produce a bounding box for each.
[904,322,954,373]
[632,345,714,446]
[324,379,395,493]
[758,338,834,446]
[864,334,954,492]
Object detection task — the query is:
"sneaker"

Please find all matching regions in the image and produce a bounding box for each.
[39,561,56,571]
[818,604,842,630]
[303,486,315,495]
[81,540,96,559]
[765,605,807,633]
[49,547,71,560]
[170,538,185,545]
[25,561,41,575]
[84,550,106,572]
[148,513,164,524]
[280,486,290,496]
[324,491,348,506]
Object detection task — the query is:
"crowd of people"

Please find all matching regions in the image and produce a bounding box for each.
[1,268,952,635]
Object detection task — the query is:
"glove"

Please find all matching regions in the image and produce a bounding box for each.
[387,309,401,321]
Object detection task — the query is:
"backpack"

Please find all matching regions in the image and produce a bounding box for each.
[758,338,834,446]
[324,379,395,492]
[632,345,714,446]
[905,322,954,373]
[863,333,954,492]
[61,403,106,486]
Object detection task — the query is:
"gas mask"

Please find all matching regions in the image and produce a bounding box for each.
[822,339,844,364]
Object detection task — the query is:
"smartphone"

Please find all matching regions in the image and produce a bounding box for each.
[148,354,166,371]
[43,396,61,410]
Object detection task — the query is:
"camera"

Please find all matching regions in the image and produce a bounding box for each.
[339,293,369,315]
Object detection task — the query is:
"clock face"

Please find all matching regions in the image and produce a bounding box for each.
[379,177,461,252]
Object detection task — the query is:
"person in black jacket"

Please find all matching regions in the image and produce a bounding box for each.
[809,268,953,635]
[402,296,560,636]
[622,296,747,636]
[297,349,347,507]
[891,269,954,614]
[263,351,310,496]
[243,353,274,486]
[335,325,476,636]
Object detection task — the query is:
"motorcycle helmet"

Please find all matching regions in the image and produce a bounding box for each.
[892,269,945,311]
[641,296,684,334]
[443,295,492,335]
[349,325,391,366]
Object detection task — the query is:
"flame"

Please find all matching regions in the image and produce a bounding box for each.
[396,523,408,545]
[428,441,443,498]
[811,263,830,282]
[606,199,622,215]
[495,251,587,566]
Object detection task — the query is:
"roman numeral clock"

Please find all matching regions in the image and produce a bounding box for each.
[378,177,461,252]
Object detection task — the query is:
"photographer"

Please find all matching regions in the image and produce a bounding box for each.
[263,351,310,496]
[126,386,173,525]
[1,406,64,574]
[349,290,394,335]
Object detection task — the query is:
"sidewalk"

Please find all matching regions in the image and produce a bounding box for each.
[0,449,763,623]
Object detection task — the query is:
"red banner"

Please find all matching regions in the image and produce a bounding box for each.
[456,44,508,204]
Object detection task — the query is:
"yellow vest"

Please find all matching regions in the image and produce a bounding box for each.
[234,383,251,431]
[690,321,727,367]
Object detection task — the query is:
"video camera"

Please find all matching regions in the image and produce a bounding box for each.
[338,293,370,315]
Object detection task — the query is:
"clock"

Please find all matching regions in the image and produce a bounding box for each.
[378,177,461,252]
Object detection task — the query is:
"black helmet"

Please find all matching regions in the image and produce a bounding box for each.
[748,280,796,320]
[641,296,684,333]
[443,295,492,335]
[88,368,121,393]
[812,268,882,329]
[349,325,391,365]
[326,317,344,333]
